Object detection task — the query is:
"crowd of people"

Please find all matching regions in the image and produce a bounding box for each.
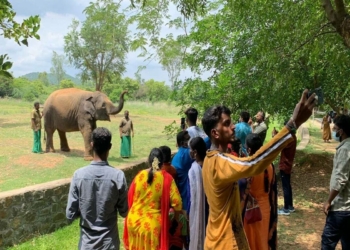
[63,90,350,250]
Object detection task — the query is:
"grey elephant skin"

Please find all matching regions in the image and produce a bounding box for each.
[43,88,127,160]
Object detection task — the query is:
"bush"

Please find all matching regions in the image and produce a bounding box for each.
[59,79,75,89]
[23,90,36,102]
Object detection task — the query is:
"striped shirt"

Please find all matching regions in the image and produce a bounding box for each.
[202,127,294,250]
[330,137,350,211]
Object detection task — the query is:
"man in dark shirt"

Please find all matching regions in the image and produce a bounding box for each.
[278,121,297,215]
[66,127,128,250]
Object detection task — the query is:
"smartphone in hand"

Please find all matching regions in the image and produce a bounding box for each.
[307,87,324,105]
[180,117,186,130]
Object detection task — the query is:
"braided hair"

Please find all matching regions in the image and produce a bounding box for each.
[147,148,164,185]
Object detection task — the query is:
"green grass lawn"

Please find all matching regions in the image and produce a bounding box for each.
[0,99,181,192]
[8,218,125,250]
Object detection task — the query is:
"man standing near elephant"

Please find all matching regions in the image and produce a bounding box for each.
[31,101,43,153]
[119,110,134,158]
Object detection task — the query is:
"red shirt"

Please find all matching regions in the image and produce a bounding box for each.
[279,134,297,174]
[161,163,177,179]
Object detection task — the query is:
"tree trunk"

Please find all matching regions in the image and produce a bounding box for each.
[325,98,340,114]
[321,0,350,47]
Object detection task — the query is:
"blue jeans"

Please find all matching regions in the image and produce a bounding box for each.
[280,170,293,209]
[321,211,350,249]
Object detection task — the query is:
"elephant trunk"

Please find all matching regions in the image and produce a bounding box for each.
[108,90,128,115]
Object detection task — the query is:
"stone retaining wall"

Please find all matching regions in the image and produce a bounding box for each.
[0,158,150,249]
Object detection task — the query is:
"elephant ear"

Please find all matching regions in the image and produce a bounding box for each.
[84,96,96,118]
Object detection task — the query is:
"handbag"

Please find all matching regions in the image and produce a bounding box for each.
[245,193,262,224]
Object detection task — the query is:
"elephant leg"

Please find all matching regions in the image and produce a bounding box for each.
[58,130,70,152]
[45,128,56,153]
[81,126,95,161]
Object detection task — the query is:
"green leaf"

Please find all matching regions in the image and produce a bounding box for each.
[34,34,40,40]
[2,61,13,71]
[0,70,13,78]
[21,39,28,46]
[33,25,40,33]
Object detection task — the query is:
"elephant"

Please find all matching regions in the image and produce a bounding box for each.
[43,88,127,160]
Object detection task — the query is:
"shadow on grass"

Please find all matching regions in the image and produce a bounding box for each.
[44,149,85,159]
[0,121,29,128]
[108,155,141,164]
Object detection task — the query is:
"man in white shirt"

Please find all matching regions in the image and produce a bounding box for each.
[185,108,208,139]
[250,111,268,143]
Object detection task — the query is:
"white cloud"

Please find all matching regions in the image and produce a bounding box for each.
[2,0,202,84]
[0,12,76,76]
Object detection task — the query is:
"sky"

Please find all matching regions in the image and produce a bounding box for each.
[1,0,196,84]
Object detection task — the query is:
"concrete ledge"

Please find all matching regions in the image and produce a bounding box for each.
[0,179,71,200]
[0,157,159,248]
[296,123,310,150]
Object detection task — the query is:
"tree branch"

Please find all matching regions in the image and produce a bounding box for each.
[334,0,347,19]
[322,0,337,24]
[325,98,340,113]
[288,30,337,56]
[321,0,343,34]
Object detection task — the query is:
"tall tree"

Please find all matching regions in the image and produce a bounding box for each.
[322,0,350,48]
[50,51,66,84]
[127,0,350,116]
[169,0,350,118]
[157,36,185,89]
[129,0,350,46]
[64,0,129,91]
[0,0,40,77]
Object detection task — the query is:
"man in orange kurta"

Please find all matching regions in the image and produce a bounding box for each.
[201,90,317,249]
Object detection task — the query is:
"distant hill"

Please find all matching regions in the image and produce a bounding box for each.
[21,72,81,85]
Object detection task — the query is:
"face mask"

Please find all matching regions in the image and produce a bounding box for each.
[332,131,340,142]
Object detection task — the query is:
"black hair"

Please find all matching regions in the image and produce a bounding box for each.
[229,138,242,156]
[34,101,39,106]
[185,107,199,124]
[189,137,207,161]
[334,115,350,137]
[259,111,265,120]
[246,133,269,193]
[176,130,189,147]
[240,111,250,123]
[159,145,171,163]
[91,127,112,156]
[246,133,262,154]
[202,105,231,138]
[147,148,164,185]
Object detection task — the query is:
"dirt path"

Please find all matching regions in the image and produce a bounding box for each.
[278,119,341,249]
